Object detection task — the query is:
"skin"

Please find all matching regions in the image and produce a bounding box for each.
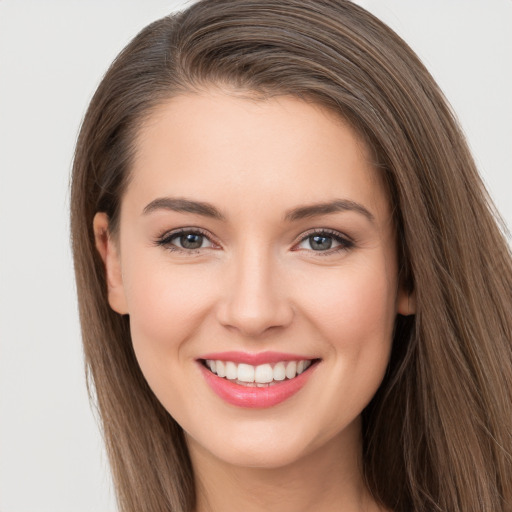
[94,90,413,512]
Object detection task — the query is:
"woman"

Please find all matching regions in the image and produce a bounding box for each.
[70,1,512,511]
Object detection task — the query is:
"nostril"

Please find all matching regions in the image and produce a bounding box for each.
[213,258,295,337]
[216,296,294,337]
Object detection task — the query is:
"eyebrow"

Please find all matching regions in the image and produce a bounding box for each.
[142,197,374,223]
[143,197,227,220]
[284,199,375,223]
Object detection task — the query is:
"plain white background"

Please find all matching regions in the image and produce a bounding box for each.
[0,1,510,511]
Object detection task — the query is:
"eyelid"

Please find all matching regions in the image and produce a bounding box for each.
[154,227,220,253]
[153,226,354,255]
[292,228,355,254]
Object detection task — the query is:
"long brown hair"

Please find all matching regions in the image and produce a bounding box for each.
[70,1,512,511]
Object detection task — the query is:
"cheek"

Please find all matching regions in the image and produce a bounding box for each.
[298,260,397,423]
[122,258,217,367]
[294,255,398,417]
[300,259,397,344]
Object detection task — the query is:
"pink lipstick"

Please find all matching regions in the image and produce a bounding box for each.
[197,351,319,408]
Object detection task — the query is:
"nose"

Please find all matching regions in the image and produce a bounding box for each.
[215,246,294,338]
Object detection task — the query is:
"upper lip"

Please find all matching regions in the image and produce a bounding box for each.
[198,351,318,366]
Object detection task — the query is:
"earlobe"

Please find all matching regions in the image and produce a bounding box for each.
[93,212,128,315]
[397,288,416,316]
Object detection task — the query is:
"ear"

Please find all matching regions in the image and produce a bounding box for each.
[397,287,416,316]
[93,212,128,315]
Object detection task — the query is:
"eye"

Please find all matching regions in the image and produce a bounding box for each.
[295,229,354,254]
[156,228,216,252]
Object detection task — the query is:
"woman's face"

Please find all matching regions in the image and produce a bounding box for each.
[95,91,410,469]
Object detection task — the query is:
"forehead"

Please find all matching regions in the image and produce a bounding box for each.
[125,91,389,222]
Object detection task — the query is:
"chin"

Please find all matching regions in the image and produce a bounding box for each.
[201,439,312,470]
[227,442,308,469]
[185,415,348,471]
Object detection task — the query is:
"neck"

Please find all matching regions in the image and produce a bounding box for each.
[188,419,384,512]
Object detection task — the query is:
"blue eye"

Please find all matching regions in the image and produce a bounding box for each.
[157,229,214,251]
[306,234,336,251]
[175,232,209,250]
[296,230,353,253]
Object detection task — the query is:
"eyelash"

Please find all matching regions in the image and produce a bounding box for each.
[154,227,216,254]
[154,227,355,256]
[293,228,355,256]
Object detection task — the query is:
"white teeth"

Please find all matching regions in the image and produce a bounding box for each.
[285,361,297,379]
[254,364,273,383]
[205,358,314,383]
[225,361,237,380]
[216,360,226,378]
[273,362,286,381]
[237,363,255,382]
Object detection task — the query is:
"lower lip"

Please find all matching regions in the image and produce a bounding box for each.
[199,362,317,408]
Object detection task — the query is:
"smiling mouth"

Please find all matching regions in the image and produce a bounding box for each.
[201,359,319,387]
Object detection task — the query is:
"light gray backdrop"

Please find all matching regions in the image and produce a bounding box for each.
[0,1,510,511]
